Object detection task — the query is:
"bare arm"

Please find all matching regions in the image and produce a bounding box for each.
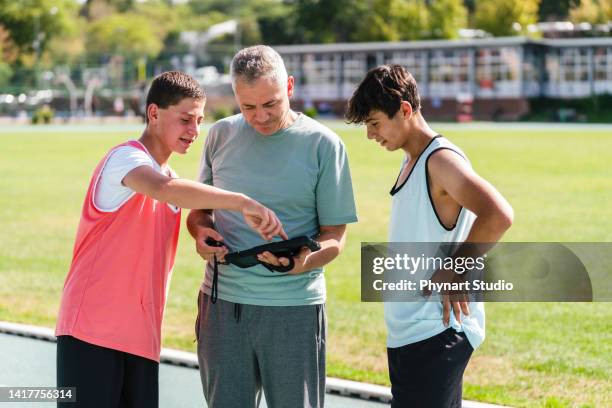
[428,150,513,243]
[186,209,215,237]
[123,166,287,241]
[428,149,513,324]
[123,165,247,211]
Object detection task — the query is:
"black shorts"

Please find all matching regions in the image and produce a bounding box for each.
[56,336,158,408]
[387,328,474,408]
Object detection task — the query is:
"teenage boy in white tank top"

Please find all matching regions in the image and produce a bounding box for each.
[346,65,513,407]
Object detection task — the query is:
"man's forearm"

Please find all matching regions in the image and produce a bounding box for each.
[302,226,347,271]
[186,209,215,239]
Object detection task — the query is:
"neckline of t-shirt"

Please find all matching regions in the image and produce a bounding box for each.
[253,112,304,139]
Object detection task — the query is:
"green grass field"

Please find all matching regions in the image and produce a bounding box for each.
[0,123,611,407]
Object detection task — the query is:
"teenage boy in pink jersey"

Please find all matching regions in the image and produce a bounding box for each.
[55,71,287,408]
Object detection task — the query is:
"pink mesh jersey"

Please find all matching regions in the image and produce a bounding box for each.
[56,140,181,362]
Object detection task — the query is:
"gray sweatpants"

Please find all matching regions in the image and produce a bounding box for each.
[195,292,326,408]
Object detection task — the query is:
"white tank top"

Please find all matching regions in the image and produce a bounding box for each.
[385,135,485,350]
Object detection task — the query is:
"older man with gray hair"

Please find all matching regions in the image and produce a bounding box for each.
[187,45,358,407]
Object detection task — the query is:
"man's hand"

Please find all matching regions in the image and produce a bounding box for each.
[257,246,312,274]
[240,198,288,241]
[255,224,346,274]
[194,227,228,263]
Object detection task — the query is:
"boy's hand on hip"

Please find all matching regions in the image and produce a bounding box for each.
[442,293,470,327]
[424,267,470,326]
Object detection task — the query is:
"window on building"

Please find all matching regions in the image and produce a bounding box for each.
[302,53,337,86]
[300,53,340,99]
[523,47,541,82]
[594,47,612,82]
[427,49,470,96]
[560,48,589,82]
[476,47,519,90]
[545,50,560,83]
[283,55,302,85]
[385,51,425,84]
[342,54,367,86]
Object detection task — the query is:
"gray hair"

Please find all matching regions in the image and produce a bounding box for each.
[230,45,288,88]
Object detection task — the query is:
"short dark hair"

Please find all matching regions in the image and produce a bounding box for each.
[345,64,421,124]
[145,71,205,122]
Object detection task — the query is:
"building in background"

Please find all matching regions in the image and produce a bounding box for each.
[276,36,612,121]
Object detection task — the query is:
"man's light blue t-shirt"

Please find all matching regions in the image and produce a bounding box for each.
[198,113,358,306]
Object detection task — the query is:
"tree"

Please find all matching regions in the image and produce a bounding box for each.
[352,0,402,42]
[428,0,468,39]
[295,0,357,43]
[87,13,164,58]
[82,0,117,21]
[189,0,237,16]
[255,0,300,44]
[604,0,612,19]
[132,0,179,41]
[538,0,574,21]
[0,61,12,88]
[294,0,467,43]
[0,27,13,88]
[569,0,612,24]
[295,0,401,43]
[0,24,18,64]
[44,13,86,66]
[394,0,430,40]
[0,0,78,61]
[474,0,541,36]
[81,0,143,19]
